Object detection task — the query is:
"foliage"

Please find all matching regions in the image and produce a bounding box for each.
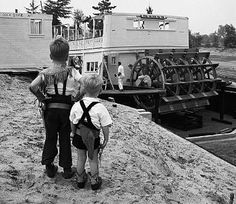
[92,0,116,14]
[25,0,40,14]
[146,6,153,14]
[73,9,86,34]
[84,0,116,33]
[189,31,202,48]
[189,24,236,48]
[43,0,72,25]
[209,32,219,48]
[86,18,104,36]
[223,24,236,48]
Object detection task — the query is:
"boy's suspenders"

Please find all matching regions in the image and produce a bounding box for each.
[46,72,72,108]
[54,73,68,96]
[75,100,100,160]
[77,100,100,130]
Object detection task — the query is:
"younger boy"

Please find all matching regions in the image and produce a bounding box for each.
[29,36,82,179]
[70,74,112,190]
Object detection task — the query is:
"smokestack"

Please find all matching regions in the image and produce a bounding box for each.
[15,9,18,13]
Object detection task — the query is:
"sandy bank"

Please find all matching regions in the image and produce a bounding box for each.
[0,74,236,204]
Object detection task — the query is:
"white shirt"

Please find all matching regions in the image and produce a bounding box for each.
[136,75,152,87]
[118,65,125,78]
[70,97,112,129]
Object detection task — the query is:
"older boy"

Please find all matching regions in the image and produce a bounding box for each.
[29,36,82,179]
[70,74,112,190]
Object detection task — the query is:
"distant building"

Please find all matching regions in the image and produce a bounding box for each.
[0,12,52,72]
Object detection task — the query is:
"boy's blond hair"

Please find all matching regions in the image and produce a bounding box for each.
[82,74,103,96]
[50,36,69,62]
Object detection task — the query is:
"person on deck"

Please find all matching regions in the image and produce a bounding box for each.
[116,61,125,91]
[29,36,82,179]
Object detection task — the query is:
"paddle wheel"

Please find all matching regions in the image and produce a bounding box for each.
[130,49,222,114]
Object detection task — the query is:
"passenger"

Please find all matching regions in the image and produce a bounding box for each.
[70,56,82,74]
[135,67,152,87]
[115,61,125,91]
[70,74,112,190]
[29,36,82,179]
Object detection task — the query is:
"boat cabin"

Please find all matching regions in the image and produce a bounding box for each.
[0,11,52,72]
[54,12,189,88]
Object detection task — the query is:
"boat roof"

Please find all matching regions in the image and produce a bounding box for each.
[91,12,188,20]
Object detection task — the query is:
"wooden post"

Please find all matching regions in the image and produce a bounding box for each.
[211,83,232,125]
[67,24,70,41]
[154,93,160,123]
[93,19,95,38]
[103,57,114,90]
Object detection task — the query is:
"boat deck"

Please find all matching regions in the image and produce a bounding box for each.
[162,109,236,138]
[101,88,165,96]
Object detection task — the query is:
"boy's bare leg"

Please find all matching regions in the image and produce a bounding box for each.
[77,149,87,174]
[88,148,102,190]
[76,149,87,187]
[88,148,99,176]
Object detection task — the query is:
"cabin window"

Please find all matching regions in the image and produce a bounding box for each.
[90,62,95,71]
[165,22,170,30]
[159,22,164,30]
[30,19,42,34]
[86,61,99,72]
[133,20,139,28]
[95,62,98,71]
[158,21,170,30]
[140,21,145,29]
[86,62,90,71]
[111,56,116,65]
[133,20,144,29]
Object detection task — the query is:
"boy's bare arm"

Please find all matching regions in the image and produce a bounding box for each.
[100,125,110,149]
[70,122,76,136]
[29,75,45,102]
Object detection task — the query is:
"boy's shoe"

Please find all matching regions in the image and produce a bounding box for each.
[62,167,75,179]
[76,170,88,189]
[90,173,102,190]
[46,164,58,178]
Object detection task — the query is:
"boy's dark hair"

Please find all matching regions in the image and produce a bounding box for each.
[118,62,121,66]
[50,36,69,62]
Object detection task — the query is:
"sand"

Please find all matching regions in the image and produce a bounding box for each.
[0,74,236,204]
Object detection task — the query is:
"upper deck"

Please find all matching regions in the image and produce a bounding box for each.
[56,12,189,55]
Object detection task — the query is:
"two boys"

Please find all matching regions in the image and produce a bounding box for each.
[30,36,112,190]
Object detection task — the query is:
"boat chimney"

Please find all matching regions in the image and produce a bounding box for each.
[15,9,18,13]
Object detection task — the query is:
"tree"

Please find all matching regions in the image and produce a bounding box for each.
[217,24,236,48]
[224,24,236,48]
[209,32,219,47]
[85,0,116,34]
[25,0,40,14]
[217,25,226,47]
[146,6,153,14]
[201,34,210,47]
[73,9,86,34]
[92,0,116,14]
[189,30,202,48]
[43,0,72,25]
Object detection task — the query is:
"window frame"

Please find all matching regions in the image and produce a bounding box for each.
[29,18,44,36]
[86,61,99,72]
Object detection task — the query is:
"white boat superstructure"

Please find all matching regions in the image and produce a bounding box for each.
[54,12,189,85]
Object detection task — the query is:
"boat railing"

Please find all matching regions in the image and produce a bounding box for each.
[69,37,103,50]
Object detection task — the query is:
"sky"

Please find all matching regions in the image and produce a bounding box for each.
[1,0,236,35]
